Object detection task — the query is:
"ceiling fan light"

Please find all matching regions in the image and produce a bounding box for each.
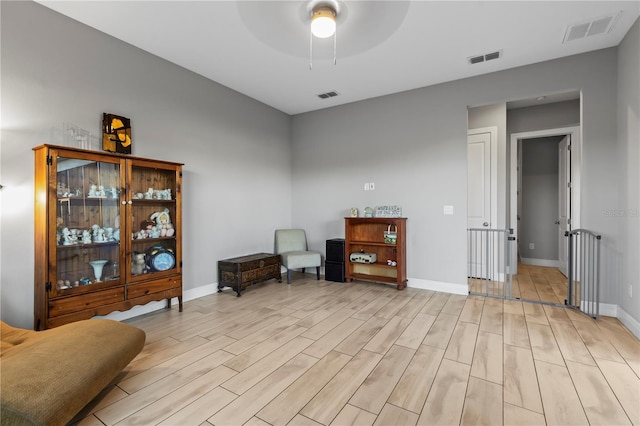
[311,6,336,38]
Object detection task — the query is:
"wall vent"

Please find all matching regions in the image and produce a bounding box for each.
[563,12,621,43]
[317,91,339,99]
[467,50,502,65]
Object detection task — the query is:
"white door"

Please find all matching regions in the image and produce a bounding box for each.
[468,128,497,279]
[558,135,571,276]
[467,132,491,230]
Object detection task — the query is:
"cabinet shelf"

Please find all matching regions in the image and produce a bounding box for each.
[131,236,176,244]
[58,197,120,203]
[348,261,398,269]
[57,241,119,250]
[132,199,176,204]
[348,241,397,247]
[350,273,399,284]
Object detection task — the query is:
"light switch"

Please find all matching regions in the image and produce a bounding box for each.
[443,205,454,215]
[369,182,375,190]
[364,183,370,191]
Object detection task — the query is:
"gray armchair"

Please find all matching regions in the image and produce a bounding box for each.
[275,229,322,284]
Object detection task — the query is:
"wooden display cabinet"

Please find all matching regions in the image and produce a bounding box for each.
[344,217,407,290]
[33,145,183,329]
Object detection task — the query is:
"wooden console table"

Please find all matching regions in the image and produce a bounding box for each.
[218,253,282,297]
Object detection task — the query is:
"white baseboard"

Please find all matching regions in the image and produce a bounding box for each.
[598,302,618,318]
[616,306,640,339]
[408,277,468,295]
[521,258,560,268]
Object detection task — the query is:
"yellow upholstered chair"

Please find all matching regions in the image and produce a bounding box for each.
[275,229,322,284]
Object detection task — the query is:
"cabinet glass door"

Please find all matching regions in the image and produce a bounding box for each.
[128,161,179,280]
[53,153,124,294]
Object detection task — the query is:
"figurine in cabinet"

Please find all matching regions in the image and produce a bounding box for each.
[131,252,147,275]
[151,208,174,237]
[62,227,72,245]
[149,226,160,238]
[104,227,114,241]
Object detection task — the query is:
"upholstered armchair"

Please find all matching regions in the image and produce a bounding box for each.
[275,229,322,284]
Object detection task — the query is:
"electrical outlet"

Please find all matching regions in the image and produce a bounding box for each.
[529,243,535,250]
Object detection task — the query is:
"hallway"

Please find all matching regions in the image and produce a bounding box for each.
[513,263,569,305]
[469,263,570,306]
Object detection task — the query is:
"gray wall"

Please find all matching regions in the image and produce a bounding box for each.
[520,137,562,261]
[291,47,623,311]
[0,2,292,328]
[507,100,580,134]
[616,17,640,324]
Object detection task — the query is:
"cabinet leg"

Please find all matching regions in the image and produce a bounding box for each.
[178,296,183,312]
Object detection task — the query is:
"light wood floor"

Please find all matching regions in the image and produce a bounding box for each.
[513,263,571,305]
[75,274,640,426]
[469,263,571,306]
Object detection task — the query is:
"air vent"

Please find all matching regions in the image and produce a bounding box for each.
[563,12,621,43]
[467,50,502,65]
[317,91,339,99]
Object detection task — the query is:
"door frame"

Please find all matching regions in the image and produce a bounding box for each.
[509,126,581,275]
[558,135,570,276]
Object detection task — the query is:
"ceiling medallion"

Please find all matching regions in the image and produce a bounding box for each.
[236,1,410,67]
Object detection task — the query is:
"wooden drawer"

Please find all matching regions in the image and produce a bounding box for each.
[49,287,125,317]
[128,276,181,300]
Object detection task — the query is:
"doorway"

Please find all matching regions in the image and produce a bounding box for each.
[510,126,581,304]
[510,127,580,272]
[467,95,581,305]
[518,135,564,269]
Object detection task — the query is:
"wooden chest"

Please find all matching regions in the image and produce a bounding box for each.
[218,252,282,296]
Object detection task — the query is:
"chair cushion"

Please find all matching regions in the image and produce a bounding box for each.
[275,229,308,253]
[281,251,321,269]
[1,319,145,426]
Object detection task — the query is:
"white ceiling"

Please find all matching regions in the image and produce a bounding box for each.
[36,1,639,115]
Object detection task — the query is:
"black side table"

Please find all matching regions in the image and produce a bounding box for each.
[325,239,345,282]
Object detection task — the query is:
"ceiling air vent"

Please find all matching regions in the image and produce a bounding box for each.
[317,91,339,99]
[467,50,502,65]
[563,12,621,43]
